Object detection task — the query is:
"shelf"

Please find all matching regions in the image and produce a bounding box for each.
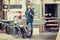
[46,24,59,26]
[47,28,59,30]
[44,17,58,19]
[47,20,58,22]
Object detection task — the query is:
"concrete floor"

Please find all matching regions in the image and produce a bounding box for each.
[0,28,57,40]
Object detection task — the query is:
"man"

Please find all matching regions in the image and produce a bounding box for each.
[25,4,34,38]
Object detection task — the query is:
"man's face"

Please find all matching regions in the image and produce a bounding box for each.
[28,5,31,9]
[18,13,21,16]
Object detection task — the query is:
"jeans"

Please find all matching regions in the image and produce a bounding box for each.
[26,22,33,36]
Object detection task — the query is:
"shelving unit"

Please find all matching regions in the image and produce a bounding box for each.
[45,17,59,32]
[45,4,59,32]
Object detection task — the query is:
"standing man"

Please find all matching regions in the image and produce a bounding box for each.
[25,4,34,38]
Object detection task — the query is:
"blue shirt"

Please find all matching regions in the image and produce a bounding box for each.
[25,9,34,23]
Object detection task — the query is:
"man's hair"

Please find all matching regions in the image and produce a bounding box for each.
[18,11,22,13]
[27,4,31,6]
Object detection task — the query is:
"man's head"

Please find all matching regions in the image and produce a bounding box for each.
[17,11,21,16]
[27,4,31,9]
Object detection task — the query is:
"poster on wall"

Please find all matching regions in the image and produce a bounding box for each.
[30,0,41,19]
[32,4,40,18]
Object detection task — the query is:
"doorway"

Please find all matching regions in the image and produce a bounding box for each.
[45,4,57,17]
[45,4,59,32]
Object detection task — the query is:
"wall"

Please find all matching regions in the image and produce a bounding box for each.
[3,0,26,20]
[58,4,60,19]
[3,0,26,13]
[30,0,42,18]
[3,0,43,20]
[44,0,60,4]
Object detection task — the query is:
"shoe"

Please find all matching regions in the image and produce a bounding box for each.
[22,34,26,38]
[27,35,32,38]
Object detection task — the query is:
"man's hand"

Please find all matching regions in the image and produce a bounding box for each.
[30,13,34,17]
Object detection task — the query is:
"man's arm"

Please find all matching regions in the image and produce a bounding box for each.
[30,13,34,17]
[30,10,34,17]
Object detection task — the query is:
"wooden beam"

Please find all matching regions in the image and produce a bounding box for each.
[8,0,10,11]
[47,24,59,26]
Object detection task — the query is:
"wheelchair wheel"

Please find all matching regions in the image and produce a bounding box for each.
[12,27,22,38]
[5,26,11,34]
[24,26,32,38]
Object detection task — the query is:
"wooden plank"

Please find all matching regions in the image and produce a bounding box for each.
[47,20,58,22]
[47,28,59,30]
[46,24,59,26]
